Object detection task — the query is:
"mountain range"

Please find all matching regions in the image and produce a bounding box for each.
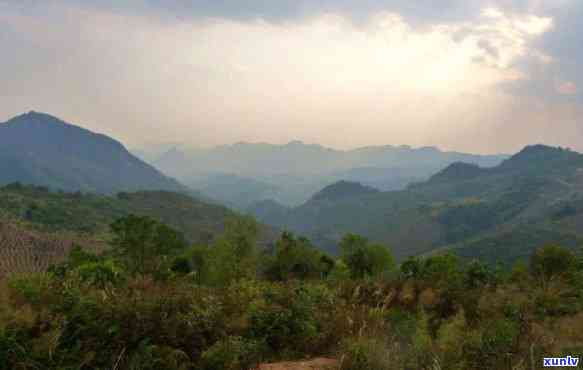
[248,145,583,264]
[1,111,580,268]
[137,141,508,207]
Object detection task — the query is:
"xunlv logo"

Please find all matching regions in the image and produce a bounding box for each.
[543,356,580,367]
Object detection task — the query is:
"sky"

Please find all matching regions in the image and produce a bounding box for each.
[0,0,582,154]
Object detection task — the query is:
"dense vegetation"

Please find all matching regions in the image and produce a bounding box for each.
[1,212,583,369]
[0,183,275,276]
[250,145,583,264]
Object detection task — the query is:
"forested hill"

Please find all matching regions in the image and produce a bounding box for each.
[0,112,185,194]
[249,145,583,264]
[0,184,276,276]
[310,181,380,202]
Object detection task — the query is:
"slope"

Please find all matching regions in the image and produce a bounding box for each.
[0,111,184,194]
[250,145,583,263]
[0,184,276,276]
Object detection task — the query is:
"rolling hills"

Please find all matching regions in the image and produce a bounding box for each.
[0,111,185,194]
[0,184,275,276]
[249,145,583,264]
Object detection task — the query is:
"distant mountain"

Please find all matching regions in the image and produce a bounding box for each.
[425,162,486,183]
[188,173,280,210]
[310,181,379,202]
[0,112,184,194]
[249,145,583,264]
[141,140,507,206]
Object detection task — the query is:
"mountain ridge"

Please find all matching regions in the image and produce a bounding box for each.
[141,140,508,207]
[0,112,185,194]
[248,144,583,264]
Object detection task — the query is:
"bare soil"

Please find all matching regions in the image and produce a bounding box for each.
[256,358,338,370]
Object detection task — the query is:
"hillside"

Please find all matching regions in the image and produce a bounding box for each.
[250,145,583,264]
[0,112,185,194]
[188,173,280,209]
[139,141,507,206]
[310,181,380,202]
[0,184,275,275]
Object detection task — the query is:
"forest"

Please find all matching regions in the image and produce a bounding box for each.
[1,213,582,369]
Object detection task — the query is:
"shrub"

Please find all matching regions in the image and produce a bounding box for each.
[7,273,53,307]
[530,244,575,282]
[200,336,263,370]
[248,284,320,356]
[339,337,395,370]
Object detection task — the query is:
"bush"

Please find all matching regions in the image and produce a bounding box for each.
[530,244,575,282]
[7,273,53,307]
[339,337,395,370]
[248,284,320,356]
[200,336,263,370]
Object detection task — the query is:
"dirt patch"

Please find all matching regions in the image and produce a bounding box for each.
[257,358,338,370]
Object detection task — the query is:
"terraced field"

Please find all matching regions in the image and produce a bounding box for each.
[0,221,103,277]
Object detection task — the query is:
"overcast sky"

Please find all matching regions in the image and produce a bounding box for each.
[1,0,582,154]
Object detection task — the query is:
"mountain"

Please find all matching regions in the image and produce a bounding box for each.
[141,141,507,206]
[187,173,280,210]
[249,145,583,264]
[310,181,380,202]
[0,112,185,194]
[0,183,277,276]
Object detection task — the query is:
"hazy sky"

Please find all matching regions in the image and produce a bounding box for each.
[1,0,582,154]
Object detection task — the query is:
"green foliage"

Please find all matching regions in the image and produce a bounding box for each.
[421,253,461,283]
[3,213,583,370]
[340,234,368,258]
[170,256,192,275]
[530,244,576,281]
[339,337,393,370]
[200,336,263,370]
[110,215,187,275]
[248,284,320,355]
[207,216,260,285]
[266,232,332,281]
[340,234,395,279]
[74,260,123,289]
[464,260,495,289]
[7,273,52,307]
[400,256,422,279]
[327,260,351,281]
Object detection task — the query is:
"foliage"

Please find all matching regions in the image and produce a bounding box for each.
[200,336,263,370]
[2,217,583,370]
[530,243,576,282]
[340,234,395,279]
[110,215,188,275]
[265,232,332,281]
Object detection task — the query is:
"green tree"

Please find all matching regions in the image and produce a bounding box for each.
[530,244,575,283]
[340,233,369,258]
[464,260,493,289]
[208,216,260,285]
[401,256,422,279]
[267,232,328,281]
[422,253,460,282]
[110,215,187,275]
[173,245,212,284]
[368,243,396,278]
[340,234,395,279]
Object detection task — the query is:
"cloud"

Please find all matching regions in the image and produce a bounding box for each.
[0,1,581,154]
